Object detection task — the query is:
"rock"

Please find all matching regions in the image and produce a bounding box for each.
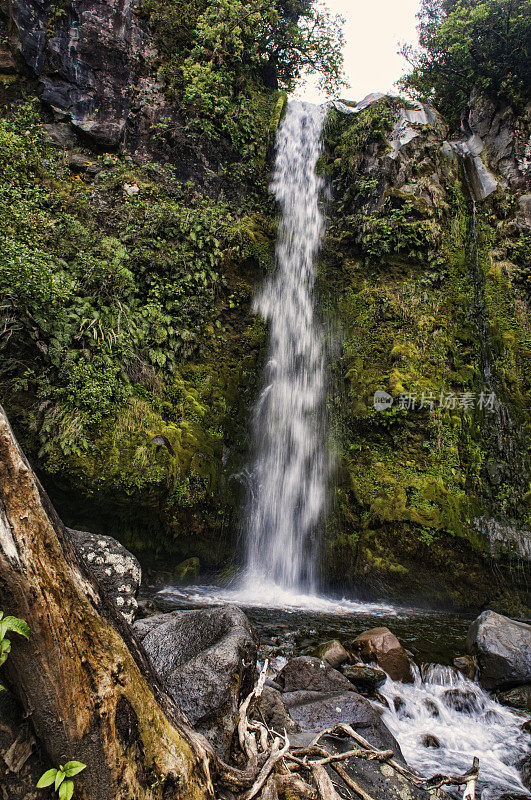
[68,153,102,174]
[132,605,257,757]
[423,699,440,717]
[350,628,413,683]
[42,123,77,148]
[392,695,412,718]
[421,734,440,748]
[342,665,387,692]
[312,640,349,669]
[285,692,401,753]
[124,182,140,196]
[174,557,200,582]
[442,688,483,714]
[498,686,531,712]
[256,687,300,734]
[467,611,531,690]
[453,655,477,681]
[521,720,531,734]
[276,656,354,694]
[68,528,141,623]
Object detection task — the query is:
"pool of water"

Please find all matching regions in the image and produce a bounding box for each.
[148,582,472,665]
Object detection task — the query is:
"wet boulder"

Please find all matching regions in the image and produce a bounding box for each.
[349,628,414,683]
[312,640,349,669]
[498,686,531,713]
[467,611,531,690]
[342,665,387,692]
[68,528,141,623]
[133,604,257,757]
[442,688,483,714]
[276,656,354,694]
[421,734,440,748]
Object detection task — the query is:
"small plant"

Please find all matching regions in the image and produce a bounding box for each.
[0,611,30,690]
[37,762,86,800]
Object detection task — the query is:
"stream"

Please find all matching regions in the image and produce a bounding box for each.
[145,583,531,800]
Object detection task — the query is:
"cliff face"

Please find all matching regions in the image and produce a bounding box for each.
[321,95,530,609]
[0,0,529,610]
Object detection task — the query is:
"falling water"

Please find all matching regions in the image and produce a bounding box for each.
[243,100,327,593]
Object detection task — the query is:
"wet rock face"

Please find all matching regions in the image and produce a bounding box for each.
[467,611,531,690]
[4,0,176,152]
[350,628,413,683]
[133,605,257,757]
[7,0,147,146]
[68,528,141,623]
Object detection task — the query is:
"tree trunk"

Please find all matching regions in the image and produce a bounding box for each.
[0,405,216,800]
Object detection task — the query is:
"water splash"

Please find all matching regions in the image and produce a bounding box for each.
[243,100,328,592]
[378,664,530,799]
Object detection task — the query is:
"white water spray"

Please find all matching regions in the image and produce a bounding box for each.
[243,100,327,593]
[378,664,530,799]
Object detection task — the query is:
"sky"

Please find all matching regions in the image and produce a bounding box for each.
[295,0,423,104]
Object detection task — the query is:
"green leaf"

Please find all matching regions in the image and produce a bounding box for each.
[64,761,86,777]
[37,768,58,788]
[55,769,66,790]
[59,779,74,800]
[4,617,30,638]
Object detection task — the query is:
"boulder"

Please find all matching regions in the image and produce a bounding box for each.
[453,655,477,681]
[285,691,400,754]
[256,687,300,734]
[68,528,141,623]
[467,611,531,690]
[276,656,354,694]
[133,605,257,757]
[498,686,531,713]
[349,628,413,683]
[342,665,387,692]
[312,640,349,669]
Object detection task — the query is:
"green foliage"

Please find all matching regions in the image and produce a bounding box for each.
[144,0,344,144]
[399,0,530,125]
[37,762,86,800]
[0,611,30,691]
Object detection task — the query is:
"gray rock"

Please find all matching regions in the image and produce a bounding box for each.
[442,688,484,714]
[68,153,102,174]
[312,640,349,669]
[133,605,257,757]
[467,611,531,690]
[277,656,355,694]
[286,691,400,753]
[68,528,141,623]
[256,687,300,734]
[342,665,387,692]
[42,123,77,148]
[498,685,531,712]
[421,734,440,748]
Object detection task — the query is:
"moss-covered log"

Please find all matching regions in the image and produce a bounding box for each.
[0,404,215,800]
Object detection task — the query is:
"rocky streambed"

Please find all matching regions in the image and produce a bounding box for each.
[3,527,529,800]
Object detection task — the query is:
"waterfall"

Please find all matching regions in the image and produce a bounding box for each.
[243,100,327,594]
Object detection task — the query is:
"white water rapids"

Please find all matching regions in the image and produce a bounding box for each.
[379,664,530,799]
[243,100,327,593]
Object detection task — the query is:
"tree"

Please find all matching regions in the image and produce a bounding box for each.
[399,0,530,124]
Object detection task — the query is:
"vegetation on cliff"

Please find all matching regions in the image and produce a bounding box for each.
[400,0,531,125]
